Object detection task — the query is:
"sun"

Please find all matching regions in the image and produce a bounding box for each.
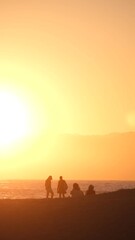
[0,90,31,148]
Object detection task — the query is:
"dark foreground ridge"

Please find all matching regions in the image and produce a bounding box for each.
[0,189,135,240]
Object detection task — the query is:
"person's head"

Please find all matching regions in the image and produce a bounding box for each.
[60,176,63,180]
[48,176,52,181]
[73,183,80,191]
[88,185,94,191]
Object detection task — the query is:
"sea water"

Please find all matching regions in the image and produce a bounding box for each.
[0,180,135,199]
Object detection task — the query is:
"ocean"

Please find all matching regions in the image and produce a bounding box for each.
[0,180,135,199]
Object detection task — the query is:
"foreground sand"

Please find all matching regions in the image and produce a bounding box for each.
[0,189,135,240]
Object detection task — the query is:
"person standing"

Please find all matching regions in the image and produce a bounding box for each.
[45,176,54,199]
[57,176,68,198]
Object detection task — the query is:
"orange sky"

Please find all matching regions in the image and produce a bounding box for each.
[0,0,135,180]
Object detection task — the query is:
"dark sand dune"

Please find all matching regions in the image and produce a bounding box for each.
[0,189,135,240]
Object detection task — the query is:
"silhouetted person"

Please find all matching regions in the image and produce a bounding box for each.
[85,185,95,196]
[70,183,84,198]
[57,176,68,198]
[45,176,54,199]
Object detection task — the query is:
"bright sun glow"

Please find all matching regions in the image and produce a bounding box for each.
[0,90,31,148]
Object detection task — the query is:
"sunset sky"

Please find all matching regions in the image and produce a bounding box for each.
[0,0,135,180]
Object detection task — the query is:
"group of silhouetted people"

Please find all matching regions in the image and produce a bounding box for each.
[45,176,95,199]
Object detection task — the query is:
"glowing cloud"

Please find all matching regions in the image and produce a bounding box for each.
[127,112,135,128]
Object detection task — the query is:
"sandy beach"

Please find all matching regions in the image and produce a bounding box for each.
[0,189,134,240]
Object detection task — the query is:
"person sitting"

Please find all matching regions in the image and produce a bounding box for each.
[57,176,68,198]
[85,185,95,197]
[70,183,84,198]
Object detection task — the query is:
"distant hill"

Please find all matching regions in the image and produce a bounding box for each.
[44,132,135,180]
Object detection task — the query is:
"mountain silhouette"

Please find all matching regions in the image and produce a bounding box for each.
[43,132,135,180]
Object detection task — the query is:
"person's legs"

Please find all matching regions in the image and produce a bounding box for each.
[46,190,49,199]
[50,189,54,198]
[59,193,62,198]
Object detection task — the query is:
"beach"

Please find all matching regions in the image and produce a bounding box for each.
[0,189,135,240]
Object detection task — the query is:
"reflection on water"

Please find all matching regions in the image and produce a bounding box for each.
[0,180,135,199]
